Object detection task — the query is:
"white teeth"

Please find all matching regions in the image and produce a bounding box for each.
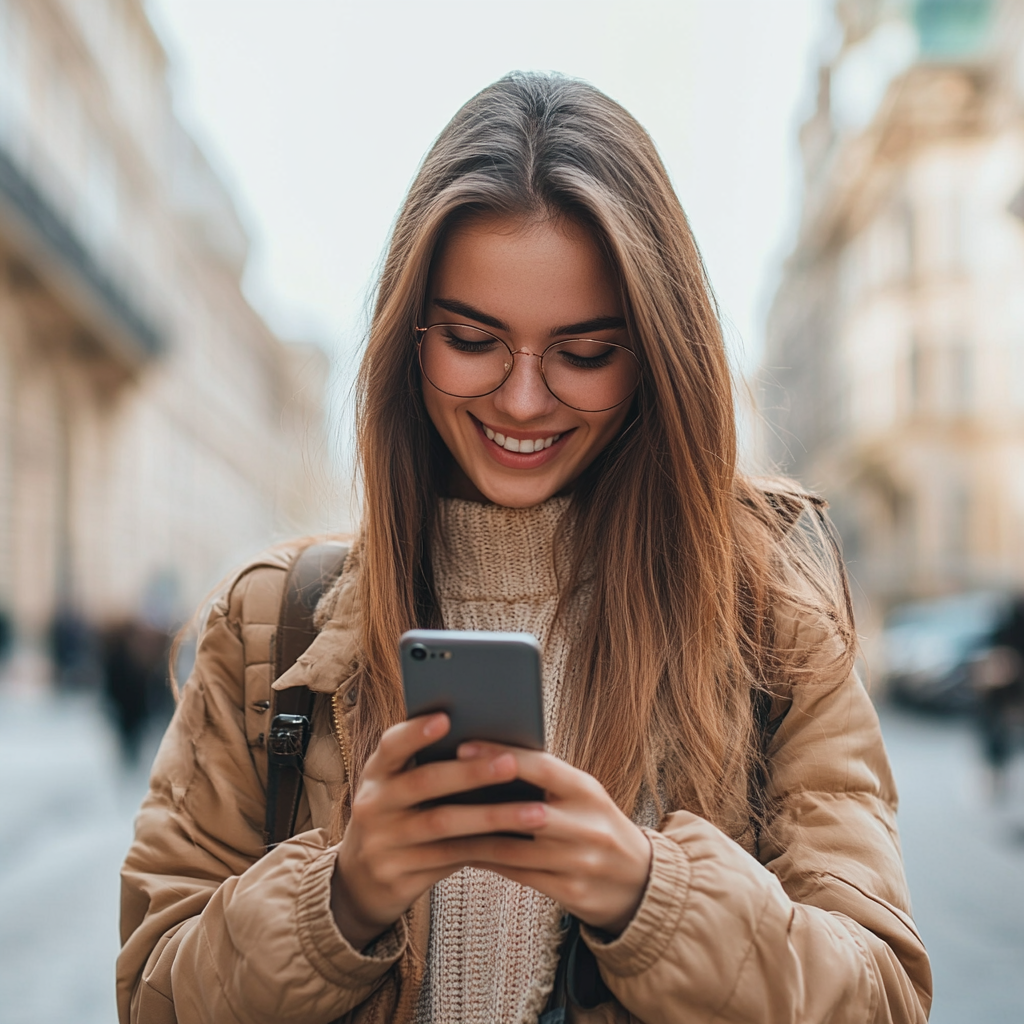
[482,425,562,452]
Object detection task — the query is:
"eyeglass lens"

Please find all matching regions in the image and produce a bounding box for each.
[418,324,640,413]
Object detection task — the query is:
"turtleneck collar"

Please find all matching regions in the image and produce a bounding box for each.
[433,495,573,604]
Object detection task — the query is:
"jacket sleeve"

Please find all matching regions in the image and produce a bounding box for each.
[582,629,932,1022]
[116,566,406,1024]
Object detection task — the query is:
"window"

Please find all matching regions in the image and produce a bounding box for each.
[899,198,917,281]
[941,189,966,271]
[0,0,30,145]
[83,132,119,252]
[949,342,972,414]
[947,481,971,573]
[1011,338,1024,413]
[909,334,926,413]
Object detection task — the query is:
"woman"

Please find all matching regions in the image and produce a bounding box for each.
[118,73,931,1023]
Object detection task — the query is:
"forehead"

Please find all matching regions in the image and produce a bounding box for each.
[428,213,622,330]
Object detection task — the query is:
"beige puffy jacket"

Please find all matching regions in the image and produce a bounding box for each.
[118,539,932,1024]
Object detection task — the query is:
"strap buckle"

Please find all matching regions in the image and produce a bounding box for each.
[267,714,310,769]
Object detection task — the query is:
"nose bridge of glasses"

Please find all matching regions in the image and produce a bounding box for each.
[504,346,550,390]
[498,345,558,412]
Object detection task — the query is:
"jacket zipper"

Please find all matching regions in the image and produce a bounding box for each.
[331,688,352,784]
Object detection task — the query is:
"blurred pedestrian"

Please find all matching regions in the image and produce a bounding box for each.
[0,608,11,664]
[48,605,100,691]
[973,595,1024,799]
[102,620,170,764]
[118,73,930,1024]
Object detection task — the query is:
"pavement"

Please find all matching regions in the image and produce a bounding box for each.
[0,687,1021,1024]
[0,689,153,1024]
[879,704,1024,1024]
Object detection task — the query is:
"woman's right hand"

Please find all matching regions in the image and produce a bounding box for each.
[329,713,542,950]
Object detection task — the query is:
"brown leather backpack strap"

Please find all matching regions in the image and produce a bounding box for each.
[264,541,349,851]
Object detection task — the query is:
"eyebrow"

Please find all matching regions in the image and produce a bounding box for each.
[433,298,510,333]
[432,297,627,338]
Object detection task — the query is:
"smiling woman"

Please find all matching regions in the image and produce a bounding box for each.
[117,72,931,1024]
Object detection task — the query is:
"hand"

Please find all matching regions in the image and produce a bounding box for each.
[330,714,578,949]
[450,742,653,935]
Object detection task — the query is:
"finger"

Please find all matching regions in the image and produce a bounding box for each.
[383,831,541,879]
[452,831,562,868]
[393,751,519,808]
[400,799,548,845]
[457,743,597,801]
[366,714,450,777]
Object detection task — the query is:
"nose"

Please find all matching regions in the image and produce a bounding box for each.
[492,348,559,420]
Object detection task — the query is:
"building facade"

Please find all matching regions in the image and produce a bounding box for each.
[764,0,1024,622]
[0,0,336,680]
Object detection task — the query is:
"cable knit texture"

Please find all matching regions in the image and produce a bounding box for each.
[414,496,580,1024]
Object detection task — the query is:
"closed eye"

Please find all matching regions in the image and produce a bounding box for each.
[440,328,501,353]
[548,340,619,369]
[557,350,614,369]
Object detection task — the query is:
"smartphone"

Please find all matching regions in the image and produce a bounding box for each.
[400,629,545,804]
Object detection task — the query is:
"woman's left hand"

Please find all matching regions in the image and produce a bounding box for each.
[448,742,653,936]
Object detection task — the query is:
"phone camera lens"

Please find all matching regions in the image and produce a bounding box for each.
[410,644,428,661]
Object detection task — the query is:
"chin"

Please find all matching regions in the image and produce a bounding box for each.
[475,474,565,509]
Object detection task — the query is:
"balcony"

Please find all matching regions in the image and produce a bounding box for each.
[0,142,163,366]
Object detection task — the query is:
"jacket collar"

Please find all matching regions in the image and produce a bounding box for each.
[272,539,363,695]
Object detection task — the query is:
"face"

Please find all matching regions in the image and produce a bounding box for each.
[422,213,634,508]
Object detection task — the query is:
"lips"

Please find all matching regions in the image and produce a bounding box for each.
[481,424,562,453]
[470,415,573,467]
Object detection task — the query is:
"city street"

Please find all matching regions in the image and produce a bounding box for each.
[0,687,1021,1023]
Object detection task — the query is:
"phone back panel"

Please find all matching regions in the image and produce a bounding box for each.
[400,629,545,760]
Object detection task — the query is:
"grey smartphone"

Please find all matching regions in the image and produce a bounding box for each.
[399,629,545,805]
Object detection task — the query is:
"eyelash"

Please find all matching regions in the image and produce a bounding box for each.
[442,334,499,353]
[557,350,613,369]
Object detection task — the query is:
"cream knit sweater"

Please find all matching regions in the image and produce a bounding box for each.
[413,495,585,1024]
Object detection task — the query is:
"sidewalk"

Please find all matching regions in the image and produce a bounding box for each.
[0,688,154,1024]
[879,704,1024,1024]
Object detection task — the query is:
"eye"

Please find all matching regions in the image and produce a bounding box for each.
[440,327,501,353]
[551,340,618,369]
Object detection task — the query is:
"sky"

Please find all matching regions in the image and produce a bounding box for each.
[147,0,828,383]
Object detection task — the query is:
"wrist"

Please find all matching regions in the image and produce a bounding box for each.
[583,826,653,936]
[330,859,391,951]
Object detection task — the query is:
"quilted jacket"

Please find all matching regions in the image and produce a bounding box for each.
[117,538,932,1023]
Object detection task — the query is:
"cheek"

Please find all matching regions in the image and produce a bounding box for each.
[422,385,457,443]
[578,408,630,458]
[422,386,481,470]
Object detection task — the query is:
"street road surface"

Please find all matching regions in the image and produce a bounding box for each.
[0,688,1021,1023]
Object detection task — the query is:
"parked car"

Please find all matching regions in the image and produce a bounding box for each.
[883,591,1010,713]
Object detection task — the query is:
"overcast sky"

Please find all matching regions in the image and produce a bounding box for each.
[148,0,827,379]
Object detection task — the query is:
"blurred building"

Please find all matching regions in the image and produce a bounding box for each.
[0,0,337,682]
[764,0,1024,619]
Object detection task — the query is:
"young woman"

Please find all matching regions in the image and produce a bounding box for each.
[118,73,931,1024]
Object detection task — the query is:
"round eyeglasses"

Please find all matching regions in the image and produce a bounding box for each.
[415,323,641,413]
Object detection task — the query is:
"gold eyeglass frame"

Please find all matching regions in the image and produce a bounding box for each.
[414,324,641,413]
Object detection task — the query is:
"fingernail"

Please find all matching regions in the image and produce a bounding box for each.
[424,714,447,737]
[491,753,516,776]
[458,742,481,759]
[520,804,545,826]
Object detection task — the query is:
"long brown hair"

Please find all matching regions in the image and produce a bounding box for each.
[350,72,854,837]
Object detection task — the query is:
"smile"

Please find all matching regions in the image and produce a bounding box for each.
[481,425,562,453]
